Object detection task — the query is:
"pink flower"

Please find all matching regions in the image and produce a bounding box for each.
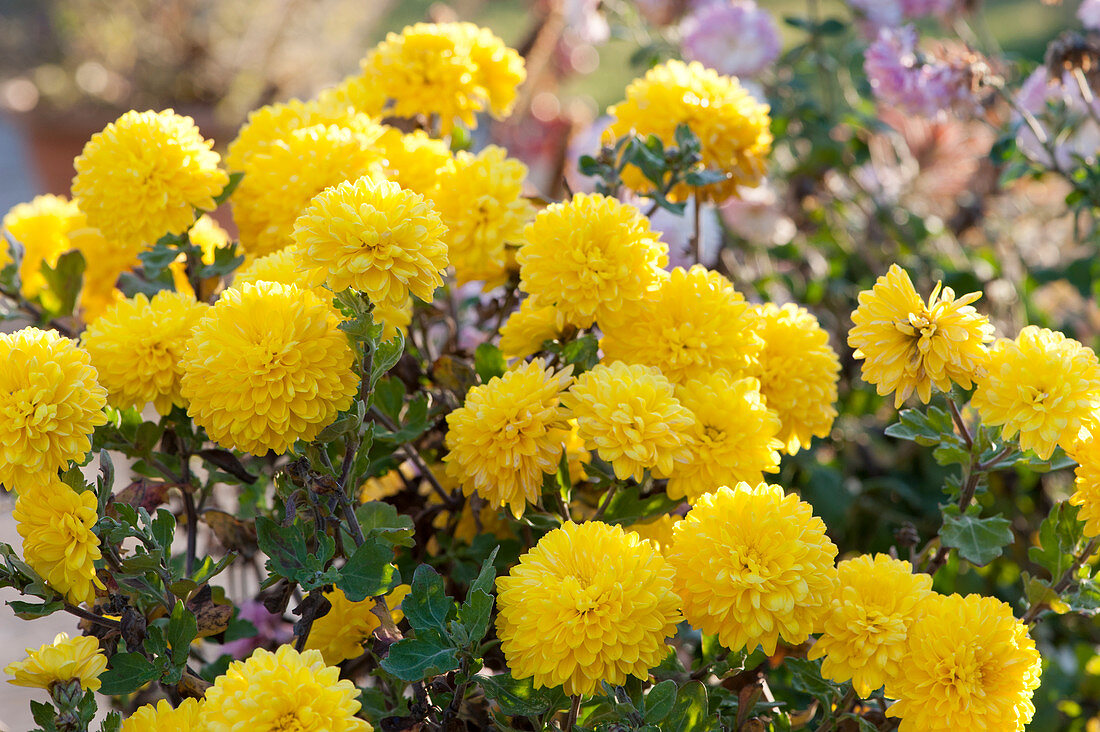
[221,600,293,658]
[718,182,796,246]
[1080,0,1100,31]
[1015,67,1100,169]
[847,0,904,36]
[864,26,974,117]
[679,1,781,77]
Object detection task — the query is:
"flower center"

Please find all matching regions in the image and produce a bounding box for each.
[272,712,306,732]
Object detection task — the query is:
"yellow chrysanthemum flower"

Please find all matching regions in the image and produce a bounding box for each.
[5,633,107,692]
[1,194,84,298]
[444,359,573,517]
[180,282,358,455]
[606,60,771,202]
[430,145,534,287]
[14,476,105,606]
[667,371,781,503]
[72,109,228,249]
[1071,435,1100,538]
[67,226,141,323]
[971,326,1100,460]
[199,645,371,732]
[361,22,524,134]
[384,130,454,197]
[808,554,933,697]
[750,303,840,453]
[496,521,682,696]
[0,327,107,489]
[600,266,762,383]
[848,265,993,408]
[626,514,682,555]
[517,193,667,328]
[82,291,208,415]
[306,584,411,665]
[294,177,448,305]
[360,462,415,503]
[122,698,203,732]
[885,594,1041,732]
[499,297,571,359]
[562,361,694,482]
[232,123,387,257]
[226,97,386,173]
[315,75,389,119]
[668,482,839,655]
[233,248,412,340]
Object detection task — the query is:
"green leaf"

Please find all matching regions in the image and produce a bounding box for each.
[456,589,494,647]
[477,671,568,717]
[138,240,182,278]
[1066,577,1100,614]
[196,242,244,279]
[785,657,841,703]
[213,171,245,206]
[337,538,398,602]
[601,487,681,526]
[8,599,63,620]
[97,652,159,695]
[666,680,710,732]
[941,506,1014,566]
[100,712,123,732]
[884,408,945,446]
[403,565,453,635]
[370,331,406,393]
[255,516,332,586]
[467,546,500,600]
[151,509,176,553]
[379,629,460,681]
[644,679,677,723]
[1029,502,1085,578]
[561,334,600,373]
[167,600,198,666]
[374,377,406,421]
[30,698,57,729]
[39,249,85,317]
[474,342,507,383]
[356,501,416,548]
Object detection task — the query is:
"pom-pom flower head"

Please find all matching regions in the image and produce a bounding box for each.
[233,123,388,257]
[444,359,573,517]
[199,645,370,731]
[808,554,932,697]
[848,264,993,408]
[0,327,107,490]
[122,698,203,732]
[1,194,84,299]
[668,482,839,655]
[496,521,682,696]
[750,303,841,453]
[1071,435,1100,538]
[430,145,534,287]
[607,60,772,202]
[180,282,358,456]
[517,193,667,328]
[294,177,448,305]
[600,265,762,383]
[82,291,208,415]
[667,371,781,504]
[72,110,228,249]
[499,297,571,359]
[360,22,524,133]
[971,326,1100,460]
[5,633,107,692]
[562,361,695,482]
[14,476,105,606]
[385,130,454,197]
[886,593,1041,732]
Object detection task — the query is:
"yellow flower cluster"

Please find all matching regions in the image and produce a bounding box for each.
[72,109,228,249]
[360,22,525,133]
[607,60,772,202]
[496,521,681,695]
[0,328,107,489]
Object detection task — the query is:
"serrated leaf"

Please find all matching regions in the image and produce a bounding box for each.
[98,652,159,695]
[39,249,85,317]
[196,242,244,279]
[456,589,494,646]
[212,171,244,206]
[100,712,122,732]
[255,516,330,586]
[356,501,415,547]
[1066,578,1100,614]
[379,629,459,681]
[477,671,568,717]
[337,538,398,602]
[402,565,452,635]
[940,507,1013,566]
[1029,502,1084,578]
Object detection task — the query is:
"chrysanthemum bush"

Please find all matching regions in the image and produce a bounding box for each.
[2,5,1100,732]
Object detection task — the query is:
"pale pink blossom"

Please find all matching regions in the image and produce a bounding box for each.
[679,1,781,77]
[1080,0,1100,30]
[1015,67,1100,169]
[864,26,975,117]
[718,183,796,247]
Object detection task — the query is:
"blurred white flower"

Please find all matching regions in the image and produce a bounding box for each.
[718,182,796,246]
[1080,0,1100,31]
